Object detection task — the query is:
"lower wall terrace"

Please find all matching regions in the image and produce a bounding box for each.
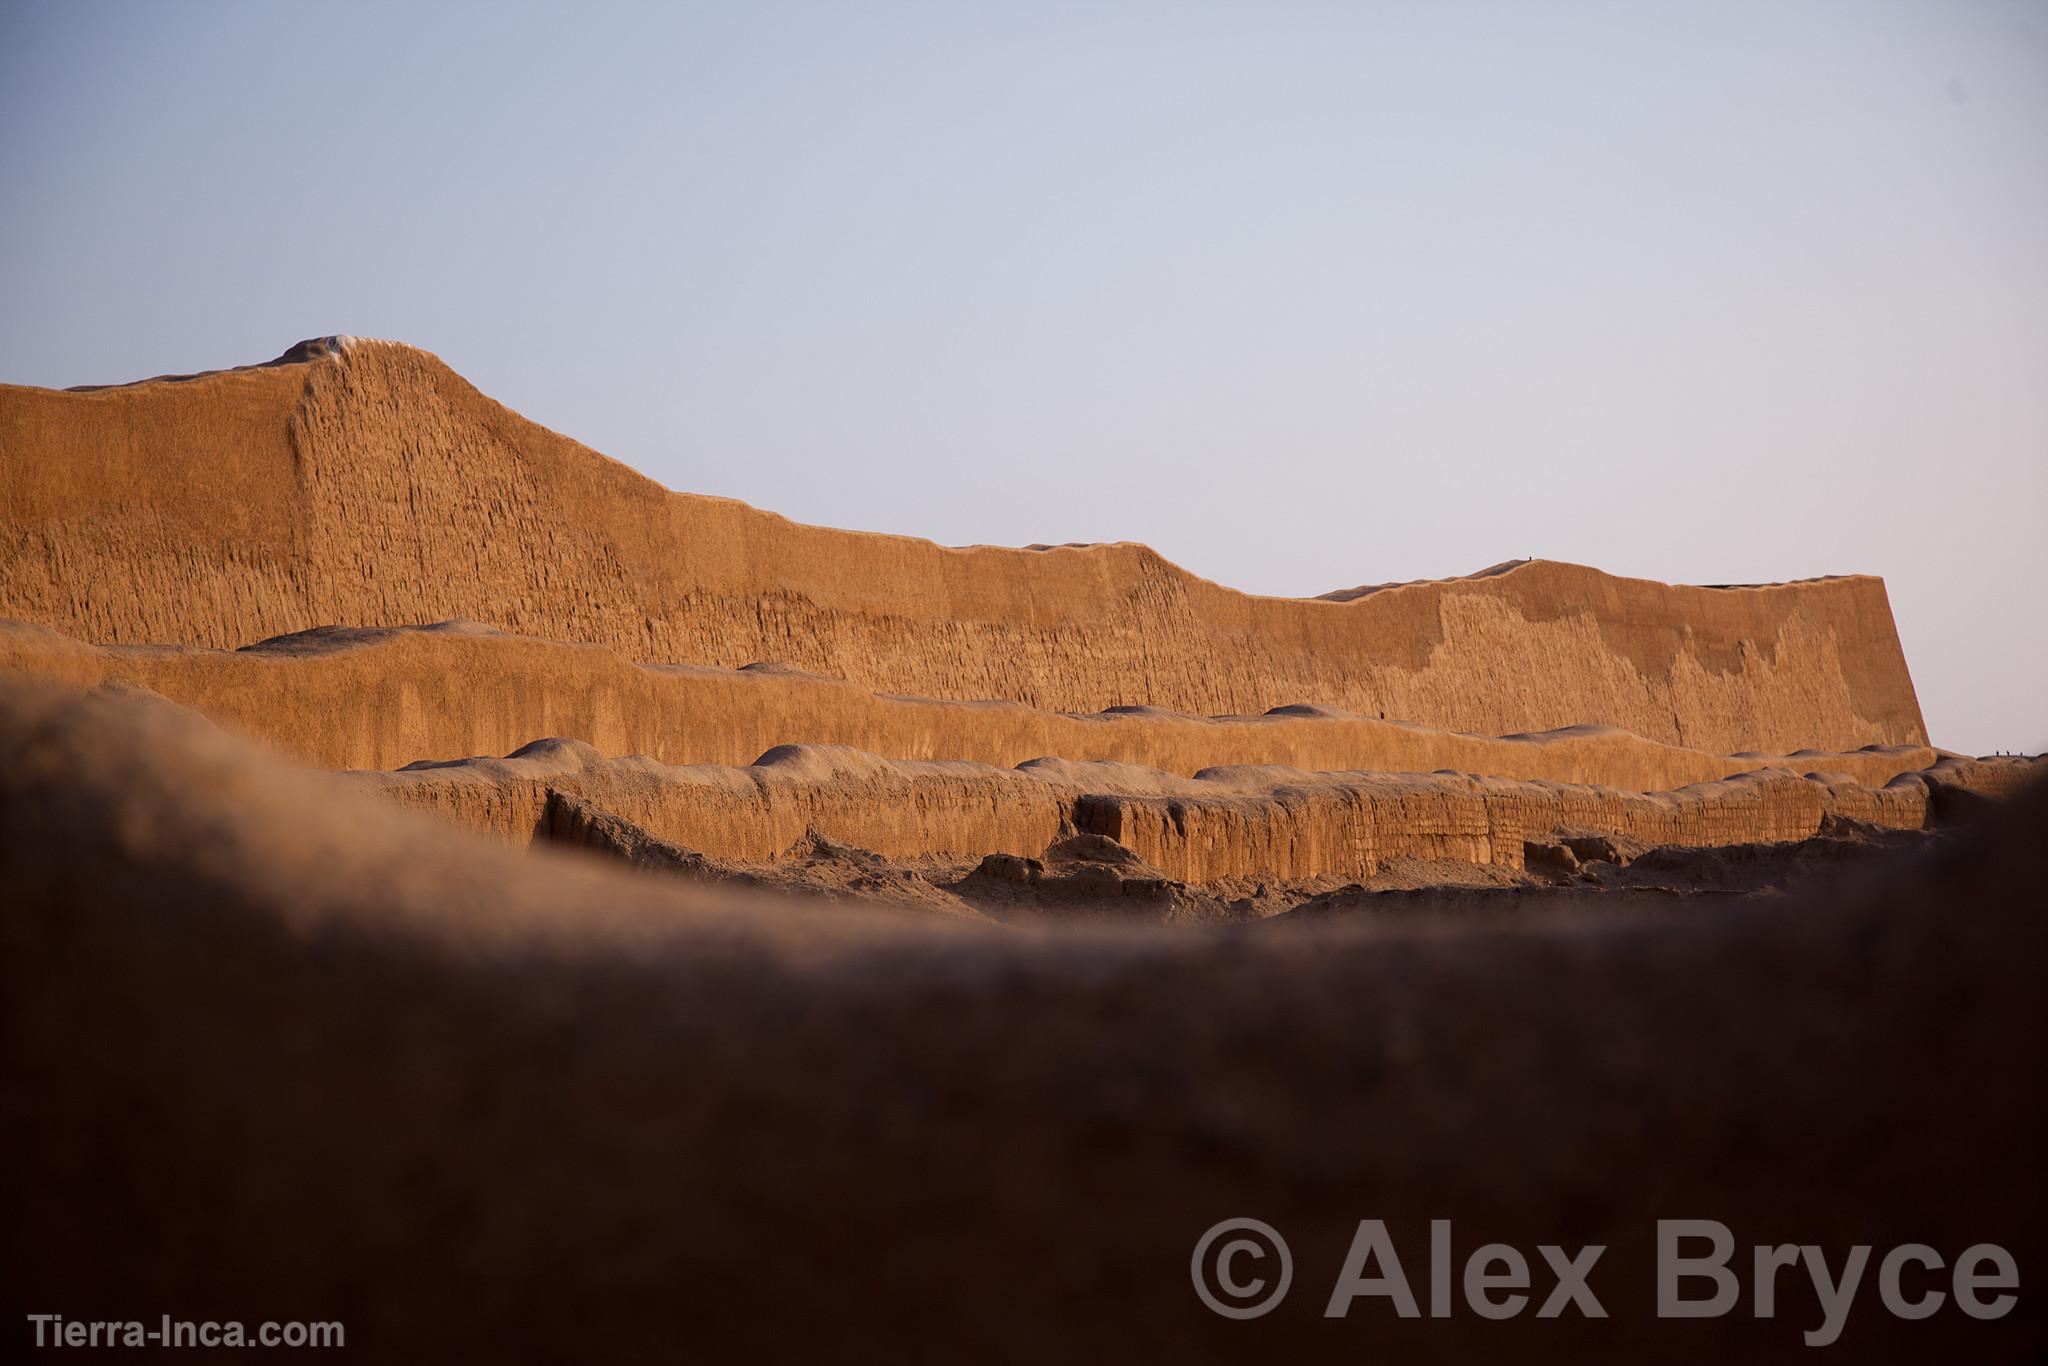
[348,740,2038,884]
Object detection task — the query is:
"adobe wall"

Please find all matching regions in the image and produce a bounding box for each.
[0,341,1928,752]
[346,733,2035,883]
[0,620,1940,789]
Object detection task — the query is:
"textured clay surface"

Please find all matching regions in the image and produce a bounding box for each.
[345,717,2031,883]
[0,340,1925,752]
[0,618,1941,787]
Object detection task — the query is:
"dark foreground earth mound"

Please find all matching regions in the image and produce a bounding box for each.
[2,676,2042,1362]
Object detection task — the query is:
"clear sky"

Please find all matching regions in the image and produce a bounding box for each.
[3,1,2043,753]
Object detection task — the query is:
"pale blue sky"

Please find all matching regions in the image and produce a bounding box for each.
[3,1,2043,752]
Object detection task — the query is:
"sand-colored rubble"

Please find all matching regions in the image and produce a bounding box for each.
[0,338,1926,753]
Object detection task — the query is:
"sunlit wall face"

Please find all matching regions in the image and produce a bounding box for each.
[3,0,2041,753]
